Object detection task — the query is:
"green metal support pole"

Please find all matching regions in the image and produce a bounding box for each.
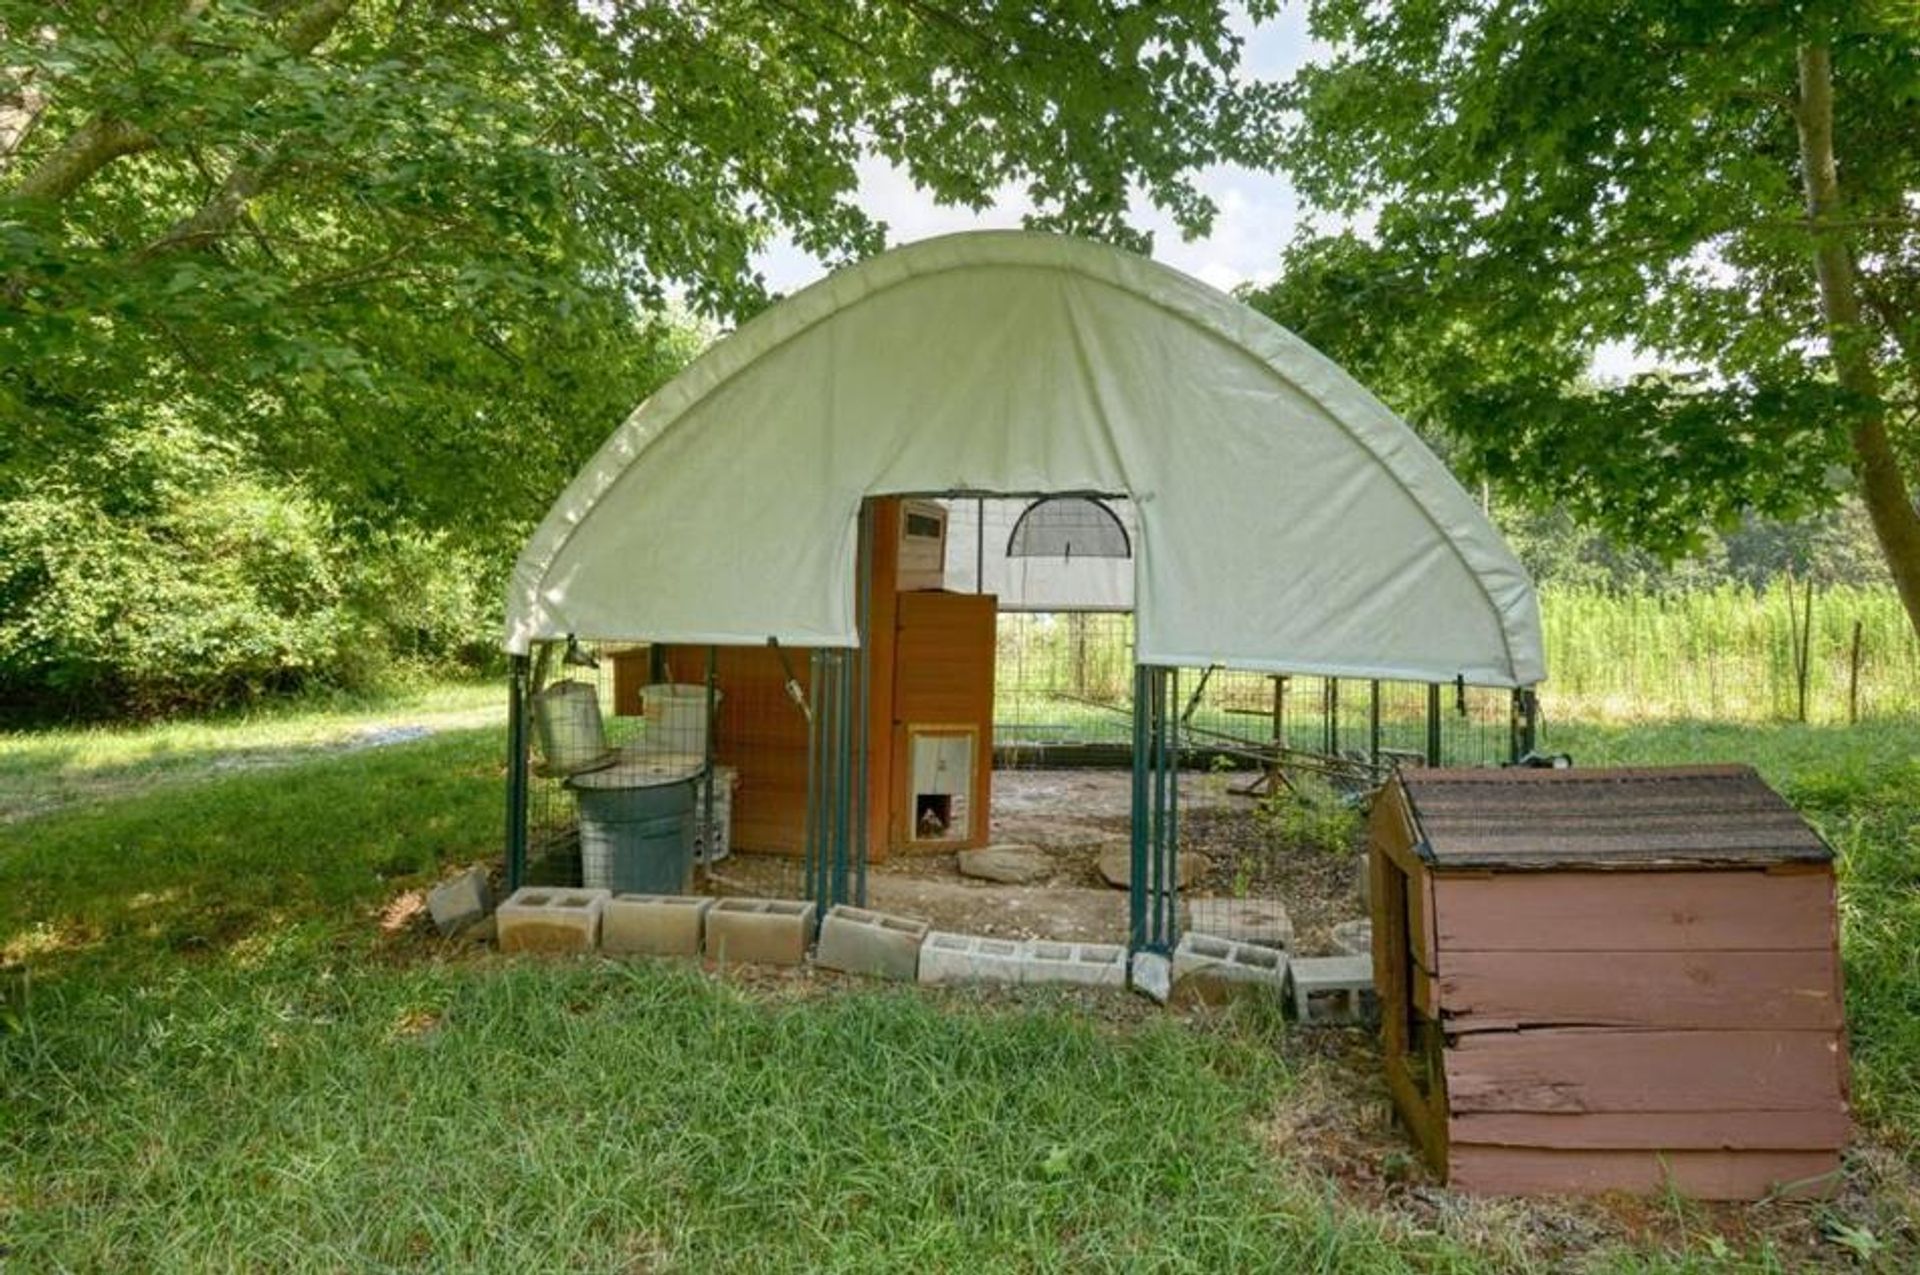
[505,654,531,891]
[833,648,853,908]
[1426,682,1442,767]
[1369,679,1382,769]
[1324,677,1338,756]
[1164,666,1180,952]
[702,646,717,865]
[855,505,873,906]
[1128,663,1150,953]
[804,649,823,907]
[1144,668,1159,944]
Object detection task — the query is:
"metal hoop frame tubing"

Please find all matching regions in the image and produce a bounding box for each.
[505,653,532,891]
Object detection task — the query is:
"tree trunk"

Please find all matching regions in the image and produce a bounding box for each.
[6,0,353,207]
[1795,42,1920,641]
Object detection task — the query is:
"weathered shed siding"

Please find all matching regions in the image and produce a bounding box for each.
[1372,766,1848,1200]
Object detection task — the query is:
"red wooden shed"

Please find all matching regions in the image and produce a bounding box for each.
[1369,765,1848,1199]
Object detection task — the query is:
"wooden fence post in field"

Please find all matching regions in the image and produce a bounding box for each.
[1787,574,1814,724]
[1849,618,1864,725]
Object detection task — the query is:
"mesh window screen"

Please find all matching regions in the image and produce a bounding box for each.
[1005,496,1131,560]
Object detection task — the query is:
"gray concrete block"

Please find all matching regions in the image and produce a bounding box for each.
[1286,954,1377,1026]
[1129,950,1172,1004]
[704,897,817,966]
[918,931,1027,985]
[428,866,492,937]
[816,905,930,981]
[604,894,714,957]
[1022,939,1127,989]
[1170,932,1289,1006]
[497,886,609,954]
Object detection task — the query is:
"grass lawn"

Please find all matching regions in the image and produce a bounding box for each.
[0,678,505,825]
[3,692,1916,1270]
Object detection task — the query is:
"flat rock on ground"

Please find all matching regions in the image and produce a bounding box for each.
[1331,918,1373,956]
[1096,844,1210,890]
[956,845,1053,884]
[1188,896,1294,949]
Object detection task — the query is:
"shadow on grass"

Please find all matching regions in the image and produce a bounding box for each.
[1,727,507,981]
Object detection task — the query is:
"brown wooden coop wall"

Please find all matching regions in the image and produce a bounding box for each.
[1370,767,1848,1201]
[651,496,995,861]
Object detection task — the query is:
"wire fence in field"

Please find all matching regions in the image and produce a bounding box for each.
[994,612,1519,769]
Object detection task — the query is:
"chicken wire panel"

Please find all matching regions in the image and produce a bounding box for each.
[991,613,1517,771]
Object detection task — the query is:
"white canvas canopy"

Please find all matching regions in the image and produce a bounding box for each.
[506,231,1545,687]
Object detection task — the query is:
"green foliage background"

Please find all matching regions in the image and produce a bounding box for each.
[1,0,1277,718]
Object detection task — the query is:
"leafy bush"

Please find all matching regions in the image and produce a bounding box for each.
[0,427,498,719]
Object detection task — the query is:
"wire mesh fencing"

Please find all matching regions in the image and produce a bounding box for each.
[992,612,1523,776]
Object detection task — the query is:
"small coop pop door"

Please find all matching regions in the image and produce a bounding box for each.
[905,727,974,844]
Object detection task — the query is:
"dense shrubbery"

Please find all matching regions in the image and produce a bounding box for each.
[0,427,498,719]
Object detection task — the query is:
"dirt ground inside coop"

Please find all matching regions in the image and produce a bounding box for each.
[699,767,1370,949]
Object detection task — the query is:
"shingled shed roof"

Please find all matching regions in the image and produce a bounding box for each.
[1400,765,1831,870]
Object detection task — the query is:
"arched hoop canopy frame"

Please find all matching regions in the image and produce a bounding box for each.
[505,230,1545,689]
[504,231,1547,954]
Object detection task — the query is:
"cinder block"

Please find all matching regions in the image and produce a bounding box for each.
[816,905,930,981]
[704,897,817,966]
[603,894,714,957]
[428,866,492,937]
[918,931,1027,986]
[1129,950,1172,1004]
[496,887,609,954]
[1022,940,1127,989]
[1287,954,1377,1026]
[1171,932,1289,1006]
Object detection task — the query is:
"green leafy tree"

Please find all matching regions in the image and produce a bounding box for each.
[0,0,1276,710]
[3,0,1278,542]
[1249,1,1920,636]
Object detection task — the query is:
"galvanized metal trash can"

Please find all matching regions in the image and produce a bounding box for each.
[568,758,702,894]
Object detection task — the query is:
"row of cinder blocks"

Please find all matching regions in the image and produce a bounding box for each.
[497,888,817,964]
[496,890,1374,1017]
[496,889,934,978]
[918,933,1129,988]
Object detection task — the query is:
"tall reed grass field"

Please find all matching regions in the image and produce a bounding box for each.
[1541,583,1920,723]
[993,586,1920,727]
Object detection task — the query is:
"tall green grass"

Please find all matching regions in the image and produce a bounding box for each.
[994,586,1920,729]
[1542,583,1920,723]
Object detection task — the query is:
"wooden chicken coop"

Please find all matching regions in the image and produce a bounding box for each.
[1368,765,1848,1200]
[632,496,995,861]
